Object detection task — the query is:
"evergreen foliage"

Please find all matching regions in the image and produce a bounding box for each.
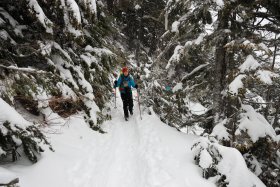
[0,0,124,162]
[151,1,280,186]
[0,120,52,163]
[117,0,280,185]
[0,0,279,185]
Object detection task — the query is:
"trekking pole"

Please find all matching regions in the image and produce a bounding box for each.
[137,89,142,120]
[114,88,117,109]
[113,80,117,109]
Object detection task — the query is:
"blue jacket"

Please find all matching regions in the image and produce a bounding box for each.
[115,74,136,93]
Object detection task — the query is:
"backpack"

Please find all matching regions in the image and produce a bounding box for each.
[119,74,132,93]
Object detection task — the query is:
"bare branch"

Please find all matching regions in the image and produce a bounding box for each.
[0,178,19,186]
[0,65,51,74]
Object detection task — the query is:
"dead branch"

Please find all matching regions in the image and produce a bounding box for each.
[0,178,19,186]
[0,65,51,74]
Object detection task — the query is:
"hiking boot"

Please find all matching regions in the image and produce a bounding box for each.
[125,114,129,121]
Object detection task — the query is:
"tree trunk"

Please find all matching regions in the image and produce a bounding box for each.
[212,9,229,126]
[265,35,277,119]
[107,0,114,13]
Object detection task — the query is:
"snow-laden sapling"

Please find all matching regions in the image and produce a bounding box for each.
[192,137,265,187]
[0,98,53,163]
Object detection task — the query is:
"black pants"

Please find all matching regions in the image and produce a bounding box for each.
[121,92,133,117]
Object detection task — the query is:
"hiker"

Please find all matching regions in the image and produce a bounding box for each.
[114,67,138,120]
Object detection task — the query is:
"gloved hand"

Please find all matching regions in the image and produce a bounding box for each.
[114,80,118,88]
[135,84,138,89]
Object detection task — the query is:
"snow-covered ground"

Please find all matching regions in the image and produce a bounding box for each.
[0,91,264,187]
[1,91,215,187]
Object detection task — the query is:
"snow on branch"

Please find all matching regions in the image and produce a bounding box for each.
[239,55,260,73]
[255,70,279,85]
[66,0,82,24]
[27,0,53,34]
[0,98,52,163]
[0,7,24,37]
[225,40,272,55]
[228,74,246,95]
[236,104,276,143]
[181,63,209,82]
[0,65,51,74]
[0,29,16,45]
[211,119,230,141]
[212,0,224,8]
[166,45,184,69]
[60,0,82,36]
[192,137,266,187]
[78,0,97,15]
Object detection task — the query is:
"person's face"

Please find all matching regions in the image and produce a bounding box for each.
[124,71,128,76]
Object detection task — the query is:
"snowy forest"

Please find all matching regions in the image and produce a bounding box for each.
[0,0,280,186]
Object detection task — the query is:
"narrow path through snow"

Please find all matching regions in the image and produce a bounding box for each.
[6,91,215,187]
[65,92,215,187]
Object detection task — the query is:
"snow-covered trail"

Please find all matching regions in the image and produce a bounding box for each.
[66,92,215,187]
[5,92,215,187]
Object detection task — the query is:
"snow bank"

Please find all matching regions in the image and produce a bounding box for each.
[0,98,31,129]
[2,99,215,187]
[216,144,264,187]
[0,97,50,163]
[0,167,18,185]
[192,138,265,187]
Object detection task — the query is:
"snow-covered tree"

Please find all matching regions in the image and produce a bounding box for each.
[0,0,125,162]
[144,0,280,186]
